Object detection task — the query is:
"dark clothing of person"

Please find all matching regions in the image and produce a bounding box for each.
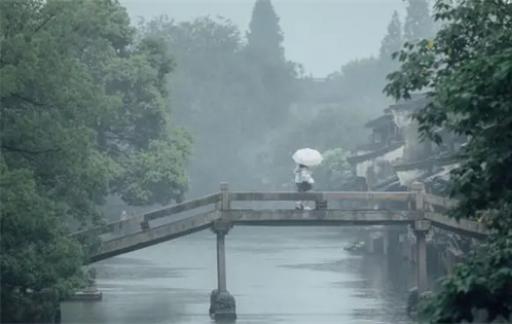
[296,181,313,192]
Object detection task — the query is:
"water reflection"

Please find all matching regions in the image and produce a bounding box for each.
[63,227,415,324]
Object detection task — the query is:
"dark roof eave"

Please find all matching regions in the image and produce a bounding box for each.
[384,94,430,113]
[393,155,459,172]
[364,114,394,129]
[373,175,400,190]
[347,141,405,164]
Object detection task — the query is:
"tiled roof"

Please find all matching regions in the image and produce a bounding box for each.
[364,113,395,129]
[347,141,404,164]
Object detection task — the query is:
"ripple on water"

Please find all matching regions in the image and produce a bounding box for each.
[279,256,364,273]
[64,228,415,324]
[93,256,201,280]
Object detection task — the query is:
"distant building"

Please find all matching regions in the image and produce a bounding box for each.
[347,94,471,274]
[348,94,463,193]
[347,112,404,191]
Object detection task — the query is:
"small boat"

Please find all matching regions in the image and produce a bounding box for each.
[343,241,366,254]
[67,287,102,301]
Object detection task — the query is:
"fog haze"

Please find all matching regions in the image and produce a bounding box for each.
[120,0,406,77]
[4,1,506,324]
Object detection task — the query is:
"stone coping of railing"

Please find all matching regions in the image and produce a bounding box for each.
[424,193,458,209]
[229,191,413,202]
[425,212,490,238]
[74,190,489,239]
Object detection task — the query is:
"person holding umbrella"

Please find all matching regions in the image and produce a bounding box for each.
[292,148,323,210]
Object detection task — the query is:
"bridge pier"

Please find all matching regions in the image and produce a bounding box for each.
[209,219,236,321]
[209,183,236,321]
[413,220,431,293]
[411,182,431,294]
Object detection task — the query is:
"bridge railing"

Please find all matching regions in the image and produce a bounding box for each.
[73,181,489,241]
[72,189,416,239]
[72,192,222,239]
[424,193,458,210]
[412,185,489,238]
[229,190,415,212]
[141,193,221,227]
[229,191,414,203]
[226,183,488,238]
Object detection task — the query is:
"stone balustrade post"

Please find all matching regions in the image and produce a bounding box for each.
[220,182,231,211]
[209,183,236,321]
[410,181,425,212]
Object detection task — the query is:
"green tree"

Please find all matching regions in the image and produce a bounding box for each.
[315,148,353,191]
[380,11,403,64]
[0,166,84,322]
[0,0,190,320]
[385,0,512,322]
[144,12,299,194]
[404,0,434,42]
[245,0,298,128]
[246,0,284,63]
[143,17,258,194]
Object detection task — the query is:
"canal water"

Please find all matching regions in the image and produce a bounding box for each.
[62,227,415,324]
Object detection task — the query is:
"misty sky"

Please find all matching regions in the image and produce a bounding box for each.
[120,0,407,77]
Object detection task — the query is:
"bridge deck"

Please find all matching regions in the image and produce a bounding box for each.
[227,209,417,226]
[77,188,489,263]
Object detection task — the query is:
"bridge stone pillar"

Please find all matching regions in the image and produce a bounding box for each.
[383,229,389,255]
[411,182,430,294]
[413,220,431,293]
[209,183,236,321]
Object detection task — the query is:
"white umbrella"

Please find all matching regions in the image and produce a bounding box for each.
[292,148,323,167]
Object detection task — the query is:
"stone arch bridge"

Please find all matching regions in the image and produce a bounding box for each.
[73,182,488,320]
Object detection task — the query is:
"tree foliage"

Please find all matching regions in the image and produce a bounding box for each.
[0,166,85,322]
[420,236,512,323]
[143,9,298,194]
[143,17,253,194]
[380,11,403,65]
[314,148,353,191]
[246,0,284,63]
[385,0,512,322]
[245,0,298,127]
[404,0,434,41]
[0,0,190,320]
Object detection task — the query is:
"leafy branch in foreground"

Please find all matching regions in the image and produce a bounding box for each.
[1,0,190,321]
[385,0,512,322]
